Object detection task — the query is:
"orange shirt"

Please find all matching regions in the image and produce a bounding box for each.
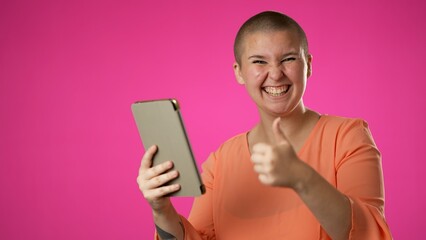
[159,116,392,239]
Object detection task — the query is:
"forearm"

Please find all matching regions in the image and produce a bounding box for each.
[293,163,351,240]
[152,201,184,240]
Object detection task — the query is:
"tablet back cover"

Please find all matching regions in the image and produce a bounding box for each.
[131,99,205,197]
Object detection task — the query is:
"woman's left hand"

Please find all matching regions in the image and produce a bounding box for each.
[251,117,308,188]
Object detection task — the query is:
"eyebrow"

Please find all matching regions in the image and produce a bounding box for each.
[247,51,300,60]
[247,55,265,59]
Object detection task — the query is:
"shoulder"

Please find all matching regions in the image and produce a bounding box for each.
[215,132,248,155]
[202,132,248,173]
[314,115,378,154]
[320,115,368,129]
[318,115,372,139]
[319,115,380,163]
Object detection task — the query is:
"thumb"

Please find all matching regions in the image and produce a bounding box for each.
[272,117,287,143]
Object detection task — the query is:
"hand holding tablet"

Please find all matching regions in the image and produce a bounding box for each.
[132,99,205,197]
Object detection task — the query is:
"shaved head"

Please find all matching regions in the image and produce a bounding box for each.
[234,11,309,64]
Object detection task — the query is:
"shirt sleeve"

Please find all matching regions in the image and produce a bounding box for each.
[186,152,216,239]
[335,119,392,239]
[154,153,217,240]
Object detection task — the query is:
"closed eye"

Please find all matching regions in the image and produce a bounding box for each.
[252,60,267,64]
[282,57,296,63]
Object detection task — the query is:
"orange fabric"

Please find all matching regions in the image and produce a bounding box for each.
[158,116,392,239]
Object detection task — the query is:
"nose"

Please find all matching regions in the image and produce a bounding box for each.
[268,64,284,81]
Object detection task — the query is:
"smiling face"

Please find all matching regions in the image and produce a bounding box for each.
[233,30,312,118]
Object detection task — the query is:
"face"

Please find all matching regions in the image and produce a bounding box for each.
[233,30,312,118]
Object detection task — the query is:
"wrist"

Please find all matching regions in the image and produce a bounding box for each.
[152,199,174,218]
[291,161,316,194]
[152,200,184,240]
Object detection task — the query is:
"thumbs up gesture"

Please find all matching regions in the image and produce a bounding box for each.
[251,117,304,188]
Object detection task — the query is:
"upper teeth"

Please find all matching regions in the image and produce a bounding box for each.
[264,86,289,96]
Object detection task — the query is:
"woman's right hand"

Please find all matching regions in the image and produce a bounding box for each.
[137,145,181,212]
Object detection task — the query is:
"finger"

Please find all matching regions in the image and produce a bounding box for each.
[143,160,174,180]
[258,174,273,185]
[145,170,179,189]
[251,152,265,164]
[144,184,181,199]
[272,117,288,143]
[253,163,265,174]
[252,142,269,153]
[252,143,274,162]
[140,145,158,170]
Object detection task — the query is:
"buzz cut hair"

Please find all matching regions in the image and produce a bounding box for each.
[233,11,309,65]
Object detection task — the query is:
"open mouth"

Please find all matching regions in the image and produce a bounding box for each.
[263,85,291,97]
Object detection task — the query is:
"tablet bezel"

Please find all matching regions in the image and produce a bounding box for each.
[132,99,205,197]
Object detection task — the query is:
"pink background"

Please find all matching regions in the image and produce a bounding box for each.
[1,0,425,239]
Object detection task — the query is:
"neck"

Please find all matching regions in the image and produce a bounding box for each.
[251,103,319,146]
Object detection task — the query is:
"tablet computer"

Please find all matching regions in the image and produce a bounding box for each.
[131,99,205,197]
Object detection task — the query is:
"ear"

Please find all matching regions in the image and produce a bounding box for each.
[306,54,313,78]
[233,62,245,85]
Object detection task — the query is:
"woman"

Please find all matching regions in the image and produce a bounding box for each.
[137,11,392,239]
